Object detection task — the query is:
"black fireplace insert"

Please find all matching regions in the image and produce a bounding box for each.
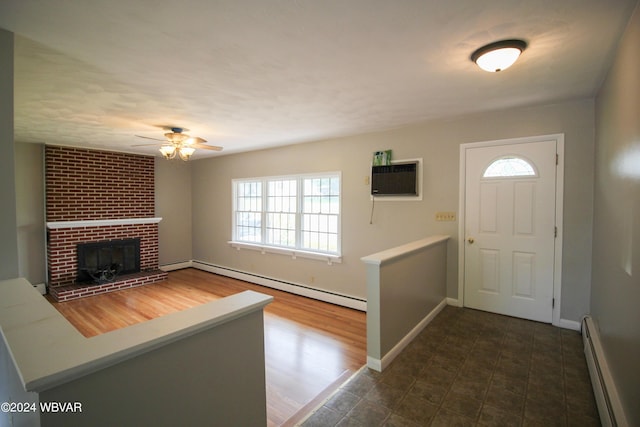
[77,238,140,283]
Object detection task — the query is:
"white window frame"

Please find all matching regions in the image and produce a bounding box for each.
[230,172,342,264]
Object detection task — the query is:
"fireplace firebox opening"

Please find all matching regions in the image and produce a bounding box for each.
[77,238,141,284]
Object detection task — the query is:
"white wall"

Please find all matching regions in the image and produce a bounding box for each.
[155,158,193,266]
[0,29,19,281]
[15,143,46,285]
[191,98,595,322]
[592,1,640,424]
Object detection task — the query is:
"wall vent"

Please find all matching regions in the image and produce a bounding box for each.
[371,161,418,197]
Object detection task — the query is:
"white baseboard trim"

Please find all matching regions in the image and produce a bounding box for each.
[160,261,193,272]
[366,356,382,372]
[559,318,581,331]
[367,298,448,372]
[33,283,46,295]
[446,297,461,307]
[191,260,367,312]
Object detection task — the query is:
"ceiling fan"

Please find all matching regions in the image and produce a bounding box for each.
[133,127,223,160]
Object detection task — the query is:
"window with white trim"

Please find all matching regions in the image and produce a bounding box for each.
[232,173,341,258]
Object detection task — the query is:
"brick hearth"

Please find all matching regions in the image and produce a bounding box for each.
[49,270,168,302]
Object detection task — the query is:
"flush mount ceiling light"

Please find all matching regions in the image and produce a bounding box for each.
[471,39,527,72]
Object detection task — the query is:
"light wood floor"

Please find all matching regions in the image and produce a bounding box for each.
[47,268,367,426]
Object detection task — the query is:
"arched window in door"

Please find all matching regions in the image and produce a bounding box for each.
[483,156,537,178]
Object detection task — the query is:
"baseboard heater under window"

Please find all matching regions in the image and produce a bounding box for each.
[582,315,628,427]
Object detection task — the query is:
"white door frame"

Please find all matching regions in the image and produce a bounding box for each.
[458,134,564,326]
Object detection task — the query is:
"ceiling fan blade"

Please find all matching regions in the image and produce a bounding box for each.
[132,142,164,147]
[135,135,167,142]
[192,143,223,151]
[183,136,207,146]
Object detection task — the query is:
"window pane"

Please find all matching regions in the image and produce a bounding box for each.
[329,196,339,214]
[299,176,340,254]
[267,179,297,213]
[328,234,338,252]
[483,157,536,178]
[266,212,296,247]
[330,177,339,195]
[236,212,261,243]
[320,215,328,232]
[328,215,338,232]
[300,213,338,254]
[265,179,297,247]
[235,181,262,243]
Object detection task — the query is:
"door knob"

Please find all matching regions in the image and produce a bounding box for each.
[467,238,475,244]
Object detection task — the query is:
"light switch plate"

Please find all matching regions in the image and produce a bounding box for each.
[435,212,456,221]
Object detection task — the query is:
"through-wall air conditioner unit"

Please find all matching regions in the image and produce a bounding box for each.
[371,161,419,197]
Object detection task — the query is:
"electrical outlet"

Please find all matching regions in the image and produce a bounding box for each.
[364,176,370,185]
[435,212,456,221]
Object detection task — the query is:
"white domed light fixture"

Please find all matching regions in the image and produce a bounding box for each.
[471,39,527,72]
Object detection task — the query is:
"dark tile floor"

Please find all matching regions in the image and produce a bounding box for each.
[300,306,600,426]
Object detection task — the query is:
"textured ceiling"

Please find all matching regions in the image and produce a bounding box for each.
[0,0,637,158]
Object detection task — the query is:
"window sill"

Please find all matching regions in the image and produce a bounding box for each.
[228,241,342,264]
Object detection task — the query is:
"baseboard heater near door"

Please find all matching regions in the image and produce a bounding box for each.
[582,315,628,427]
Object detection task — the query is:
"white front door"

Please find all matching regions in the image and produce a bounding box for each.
[463,138,558,323]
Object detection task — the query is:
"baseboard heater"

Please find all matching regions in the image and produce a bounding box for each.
[190,260,367,311]
[582,315,628,427]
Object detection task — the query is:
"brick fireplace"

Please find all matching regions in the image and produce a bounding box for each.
[45,146,167,302]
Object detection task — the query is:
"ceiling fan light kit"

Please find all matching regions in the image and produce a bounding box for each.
[159,145,176,158]
[471,39,527,72]
[134,126,223,161]
[178,146,195,160]
[159,143,196,161]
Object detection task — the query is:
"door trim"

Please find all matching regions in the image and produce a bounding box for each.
[458,134,564,326]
